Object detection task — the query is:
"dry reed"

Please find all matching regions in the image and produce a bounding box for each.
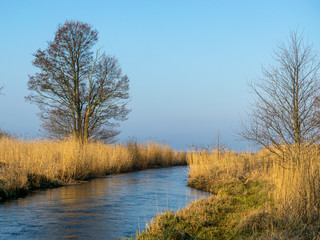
[271,147,320,224]
[187,148,272,192]
[186,146,320,237]
[0,137,186,201]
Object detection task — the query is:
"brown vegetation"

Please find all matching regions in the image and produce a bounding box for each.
[137,147,320,239]
[0,138,186,202]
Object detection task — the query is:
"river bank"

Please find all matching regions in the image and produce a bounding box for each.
[0,138,186,202]
[136,148,320,239]
[0,166,208,239]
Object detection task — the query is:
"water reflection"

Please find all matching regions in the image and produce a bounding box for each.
[0,166,210,239]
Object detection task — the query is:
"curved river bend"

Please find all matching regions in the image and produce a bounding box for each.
[0,166,210,239]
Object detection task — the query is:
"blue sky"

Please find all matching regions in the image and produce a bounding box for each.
[0,1,320,150]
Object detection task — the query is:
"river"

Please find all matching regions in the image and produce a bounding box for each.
[0,166,210,239]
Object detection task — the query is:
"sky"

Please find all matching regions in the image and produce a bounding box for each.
[0,0,320,150]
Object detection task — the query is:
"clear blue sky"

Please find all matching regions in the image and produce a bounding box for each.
[0,0,319,150]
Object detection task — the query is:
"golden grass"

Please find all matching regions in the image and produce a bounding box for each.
[188,146,320,223]
[187,149,272,193]
[0,137,186,201]
[137,146,320,239]
[272,148,320,224]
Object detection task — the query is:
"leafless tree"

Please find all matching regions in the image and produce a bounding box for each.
[241,30,320,163]
[26,20,130,143]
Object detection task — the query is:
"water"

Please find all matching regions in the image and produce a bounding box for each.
[0,166,210,239]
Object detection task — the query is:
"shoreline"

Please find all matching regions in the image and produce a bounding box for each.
[134,149,320,239]
[0,163,187,203]
[0,138,187,203]
[134,177,270,240]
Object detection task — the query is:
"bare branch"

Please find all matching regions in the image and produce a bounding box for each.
[26,20,130,143]
[241,30,320,163]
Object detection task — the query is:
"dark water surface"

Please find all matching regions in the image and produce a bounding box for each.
[0,166,210,239]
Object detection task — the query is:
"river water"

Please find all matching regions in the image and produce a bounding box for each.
[0,166,210,239]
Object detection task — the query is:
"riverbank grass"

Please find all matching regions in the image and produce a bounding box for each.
[137,181,270,239]
[137,150,272,239]
[0,138,186,201]
[136,148,320,239]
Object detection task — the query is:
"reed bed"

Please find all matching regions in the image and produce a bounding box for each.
[189,146,320,225]
[137,146,320,239]
[272,148,320,225]
[0,137,186,201]
[187,149,272,193]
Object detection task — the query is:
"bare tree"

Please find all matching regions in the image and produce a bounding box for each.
[242,30,320,163]
[26,20,130,143]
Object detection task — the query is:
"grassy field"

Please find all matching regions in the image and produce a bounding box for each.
[0,137,186,201]
[136,147,320,239]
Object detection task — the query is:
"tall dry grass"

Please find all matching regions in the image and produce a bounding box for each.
[272,147,320,224]
[187,145,320,234]
[0,138,186,200]
[187,148,272,192]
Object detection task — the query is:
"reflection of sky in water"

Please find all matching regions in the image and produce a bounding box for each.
[0,166,210,239]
